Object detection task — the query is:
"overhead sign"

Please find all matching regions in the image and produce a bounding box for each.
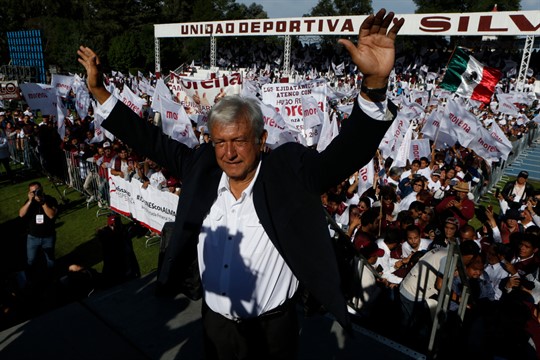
[0,81,21,100]
[155,11,540,38]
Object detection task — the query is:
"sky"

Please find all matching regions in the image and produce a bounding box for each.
[236,0,539,18]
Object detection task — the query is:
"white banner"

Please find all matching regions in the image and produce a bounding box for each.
[168,72,242,115]
[108,171,178,233]
[19,83,57,116]
[155,11,540,37]
[51,74,74,98]
[261,79,327,141]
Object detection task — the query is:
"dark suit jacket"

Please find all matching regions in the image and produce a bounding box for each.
[102,98,396,329]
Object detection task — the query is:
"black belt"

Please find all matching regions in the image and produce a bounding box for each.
[208,295,298,324]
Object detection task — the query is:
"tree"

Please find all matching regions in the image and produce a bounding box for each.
[412,0,521,13]
[307,0,372,16]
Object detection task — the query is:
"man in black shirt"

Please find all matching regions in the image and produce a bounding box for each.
[19,181,58,268]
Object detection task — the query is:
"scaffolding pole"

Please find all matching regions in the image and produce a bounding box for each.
[516,35,534,91]
[283,35,291,77]
[154,38,161,78]
[210,36,217,69]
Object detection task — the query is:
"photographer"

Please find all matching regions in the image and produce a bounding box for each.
[18,181,58,269]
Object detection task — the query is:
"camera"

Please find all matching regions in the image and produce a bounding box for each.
[34,188,43,197]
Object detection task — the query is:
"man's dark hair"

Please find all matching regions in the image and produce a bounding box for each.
[396,211,414,227]
[409,201,426,213]
[384,227,402,245]
[405,224,421,236]
[361,208,379,226]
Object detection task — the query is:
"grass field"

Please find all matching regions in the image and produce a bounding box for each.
[0,167,160,279]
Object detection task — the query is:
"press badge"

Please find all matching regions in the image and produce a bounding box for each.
[36,214,44,224]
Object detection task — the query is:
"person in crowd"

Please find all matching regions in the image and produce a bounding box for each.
[429,216,460,250]
[399,241,480,350]
[400,224,432,259]
[78,9,405,357]
[96,214,141,288]
[484,243,512,301]
[427,169,442,194]
[18,182,59,270]
[374,227,403,286]
[0,128,13,181]
[486,207,525,245]
[110,146,131,181]
[95,141,115,207]
[399,177,425,211]
[435,181,475,228]
[400,159,421,181]
[501,171,535,209]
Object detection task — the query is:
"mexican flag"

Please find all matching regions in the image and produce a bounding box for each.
[440,47,502,104]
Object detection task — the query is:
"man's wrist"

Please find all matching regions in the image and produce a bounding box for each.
[360,83,388,102]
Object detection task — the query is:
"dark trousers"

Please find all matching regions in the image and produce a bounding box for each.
[202,300,299,360]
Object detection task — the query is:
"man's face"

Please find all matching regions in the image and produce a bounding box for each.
[444,223,457,238]
[517,176,527,185]
[519,240,537,259]
[455,191,467,200]
[211,118,266,183]
[406,231,421,250]
[466,260,483,279]
[411,163,420,172]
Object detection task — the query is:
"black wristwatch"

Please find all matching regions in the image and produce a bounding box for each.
[360,83,388,102]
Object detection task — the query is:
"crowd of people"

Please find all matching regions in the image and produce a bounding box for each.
[0,9,539,357]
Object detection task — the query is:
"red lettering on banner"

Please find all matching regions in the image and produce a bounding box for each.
[166,111,178,120]
[327,19,339,32]
[360,167,368,182]
[449,112,471,133]
[419,16,451,32]
[251,22,260,32]
[305,19,316,32]
[509,15,540,31]
[276,21,286,32]
[478,138,497,152]
[240,22,248,33]
[458,16,469,32]
[28,93,48,99]
[263,116,285,130]
[478,16,508,32]
[264,22,273,32]
[413,144,420,159]
[290,21,300,32]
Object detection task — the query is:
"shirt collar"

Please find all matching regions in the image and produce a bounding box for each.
[217,160,262,199]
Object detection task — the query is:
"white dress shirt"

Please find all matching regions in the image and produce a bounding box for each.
[198,162,298,320]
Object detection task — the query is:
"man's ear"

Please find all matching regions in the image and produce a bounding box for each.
[259,130,268,151]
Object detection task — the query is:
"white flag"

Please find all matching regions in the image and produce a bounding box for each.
[51,74,75,98]
[393,121,414,168]
[301,95,323,129]
[357,158,375,198]
[440,98,478,147]
[119,84,146,117]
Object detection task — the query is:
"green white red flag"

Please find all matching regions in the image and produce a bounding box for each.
[440,47,502,103]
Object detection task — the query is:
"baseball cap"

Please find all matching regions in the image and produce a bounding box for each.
[431,169,441,177]
[518,171,529,179]
[445,217,460,229]
[103,141,111,148]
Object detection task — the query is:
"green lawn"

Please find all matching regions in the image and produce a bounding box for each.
[0,168,159,278]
